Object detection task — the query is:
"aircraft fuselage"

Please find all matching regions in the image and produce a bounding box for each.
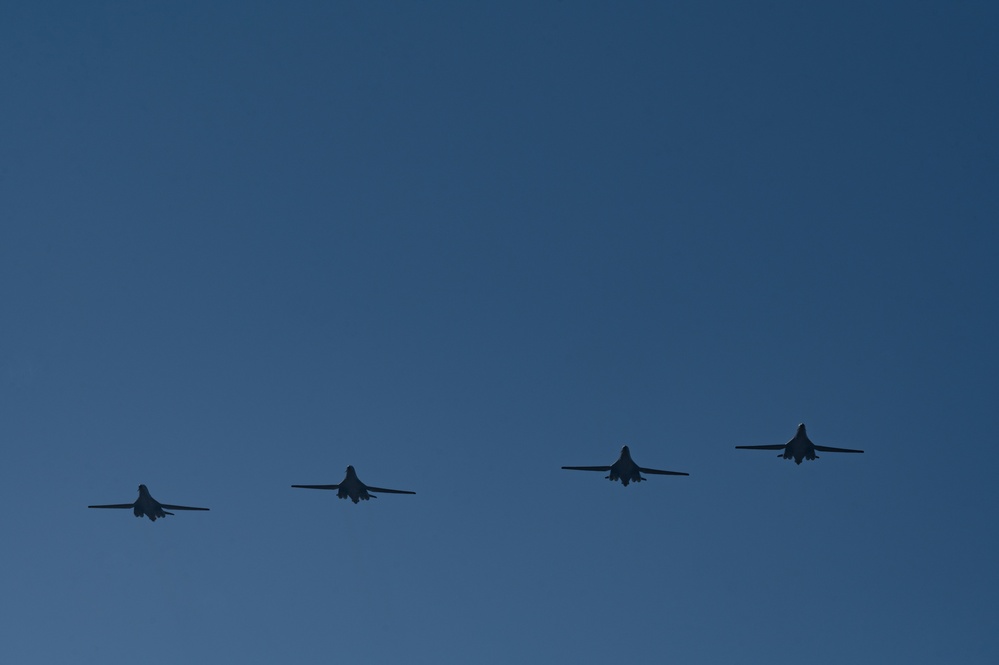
[135,484,173,521]
[783,426,817,465]
[338,467,371,503]
[609,446,645,486]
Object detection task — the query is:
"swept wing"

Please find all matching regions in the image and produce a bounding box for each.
[638,466,689,476]
[813,445,864,454]
[364,485,416,495]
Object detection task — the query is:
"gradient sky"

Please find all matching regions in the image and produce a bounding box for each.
[2,2,997,663]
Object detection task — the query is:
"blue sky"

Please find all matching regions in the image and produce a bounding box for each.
[1,2,997,663]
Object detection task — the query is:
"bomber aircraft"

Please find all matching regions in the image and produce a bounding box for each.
[735,423,864,464]
[562,445,689,486]
[292,465,415,504]
[88,484,209,521]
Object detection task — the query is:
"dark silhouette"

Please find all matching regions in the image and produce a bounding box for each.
[562,445,689,486]
[292,465,415,504]
[88,484,209,521]
[736,423,864,464]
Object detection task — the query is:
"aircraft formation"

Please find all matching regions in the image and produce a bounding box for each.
[87,423,863,520]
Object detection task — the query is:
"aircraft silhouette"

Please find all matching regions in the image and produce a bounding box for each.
[736,423,864,464]
[88,484,210,521]
[562,445,689,486]
[292,465,415,504]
